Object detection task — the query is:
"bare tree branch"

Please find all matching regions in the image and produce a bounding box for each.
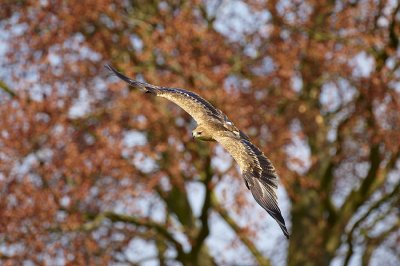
[102,212,186,262]
[191,155,213,261]
[211,193,271,266]
[343,183,400,266]
[362,218,400,266]
[0,80,16,98]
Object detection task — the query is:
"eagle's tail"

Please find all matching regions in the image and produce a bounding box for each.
[105,64,158,94]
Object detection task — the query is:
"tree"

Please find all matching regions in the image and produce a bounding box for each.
[0,0,399,265]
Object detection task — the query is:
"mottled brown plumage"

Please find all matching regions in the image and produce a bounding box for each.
[105,64,290,239]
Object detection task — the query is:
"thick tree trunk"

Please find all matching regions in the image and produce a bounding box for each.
[287,191,334,266]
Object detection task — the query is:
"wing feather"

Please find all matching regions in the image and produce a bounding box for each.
[105,64,225,125]
[157,87,224,122]
[215,135,289,239]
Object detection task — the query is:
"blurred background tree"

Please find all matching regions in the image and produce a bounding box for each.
[0,0,399,265]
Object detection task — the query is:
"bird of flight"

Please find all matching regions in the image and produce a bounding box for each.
[105,64,290,239]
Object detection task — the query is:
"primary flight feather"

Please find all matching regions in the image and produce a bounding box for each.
[105,64,290,239]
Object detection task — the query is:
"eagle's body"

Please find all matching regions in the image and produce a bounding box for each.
[106,64,290,239]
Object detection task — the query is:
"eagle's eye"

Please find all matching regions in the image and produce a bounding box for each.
[197,132,202,135]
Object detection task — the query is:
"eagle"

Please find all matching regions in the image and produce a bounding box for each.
[105,64,290,239]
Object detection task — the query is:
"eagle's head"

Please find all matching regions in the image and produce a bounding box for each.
[192,125,214,141]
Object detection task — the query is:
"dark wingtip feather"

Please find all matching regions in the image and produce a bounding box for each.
[104,63,113,72]
[245,172,289,239]
[281,224,290,239]
[267,209,290,239]
[104,64,134,84]
[104,64,157,94]
[277,214,290,239]
[285,232,290,239]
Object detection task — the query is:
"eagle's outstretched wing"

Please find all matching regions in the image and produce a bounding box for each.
[105,64,228,126]
[215,135,290,239]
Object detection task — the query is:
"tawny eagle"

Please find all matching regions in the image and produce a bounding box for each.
[106,64,289,239]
